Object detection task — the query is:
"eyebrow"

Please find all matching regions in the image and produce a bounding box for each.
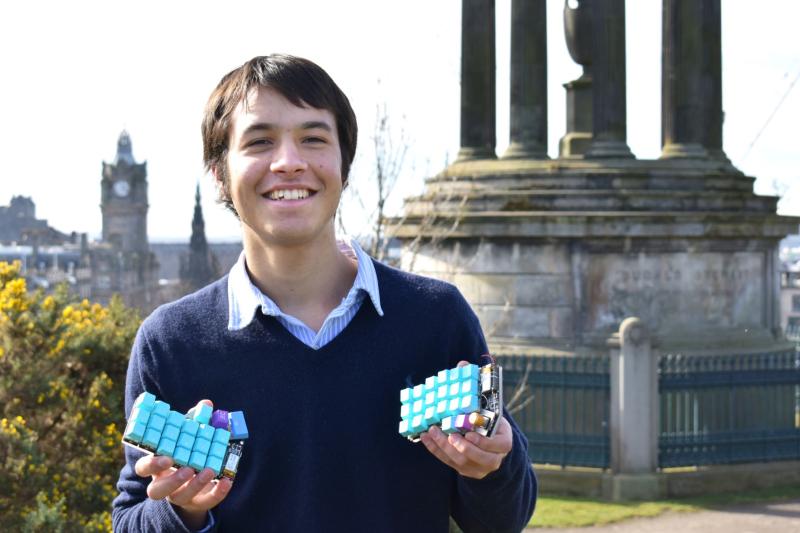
[241,120,334,137]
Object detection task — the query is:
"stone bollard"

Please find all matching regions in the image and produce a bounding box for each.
[607,317,660,500]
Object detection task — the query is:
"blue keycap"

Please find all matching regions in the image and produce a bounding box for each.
[458,395,480,414]
[212,428,231,445]
[189,451,207,470]
[166,411,185,428]
[123,419,147,443]
[152,400,170,417]
[177,433,195,450]
[209,442,227,459]
[134,392,156,411]
[412,384,424,399]
[173,447,191,466]
[441,416,458,434]
[181,419,200,437]
[193,438,211,455]
[400,388,412,403]
[162,425,180,442]
[197,424,215,442]
[205,455,223,476]
[229,411,249,440]
[460,364,479,382]
[147,414,166,432]
[142,428,161,449]
[193,403,213,425]
[424,376,437,392]
[156,436,177,456]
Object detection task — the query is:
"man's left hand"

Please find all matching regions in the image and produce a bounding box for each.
[419,408,512,479]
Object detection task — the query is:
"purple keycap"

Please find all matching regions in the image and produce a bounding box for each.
[211,409,230,430]
[454,414,474,431]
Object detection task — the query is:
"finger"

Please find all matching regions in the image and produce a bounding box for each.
[456,360,470,368]
[445,432,502,469]
[147,467,195,500]
[420,427,459,470]
[167,468,217,508]
[189,476,233,509]
[135,454,174,478]
[463,418,513,454]
[427,426,488,472]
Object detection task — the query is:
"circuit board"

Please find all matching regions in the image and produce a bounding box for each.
[122,392,248,480]
[398,360,503,442]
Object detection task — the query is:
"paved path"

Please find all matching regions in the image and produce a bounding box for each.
[525,498,800,532]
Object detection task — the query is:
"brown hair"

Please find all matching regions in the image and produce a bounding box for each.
[201,54,358,216]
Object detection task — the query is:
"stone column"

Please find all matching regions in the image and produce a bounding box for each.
[585,0,633,159]
[661,0,707,158]
[609,317,659,500]
[457,0,496,162]
[503,0,548,159]
[703,0,726,160]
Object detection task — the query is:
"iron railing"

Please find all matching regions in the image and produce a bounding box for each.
[658,350,800,468]
[498,354,610,469]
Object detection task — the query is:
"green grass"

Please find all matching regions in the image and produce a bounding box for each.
[529,484,800,528]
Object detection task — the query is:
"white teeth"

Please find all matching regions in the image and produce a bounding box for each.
[268,189,310,200]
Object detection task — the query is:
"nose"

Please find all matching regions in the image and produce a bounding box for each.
[270,140,308,176]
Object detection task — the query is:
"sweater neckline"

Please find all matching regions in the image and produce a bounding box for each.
[252,292,377,354]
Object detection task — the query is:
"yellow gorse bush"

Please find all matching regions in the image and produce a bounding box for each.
[0,261,140,532]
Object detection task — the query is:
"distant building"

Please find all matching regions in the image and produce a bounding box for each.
[779,235,800,337]
[0,195,68,245]
[92,131,160,311]
[179,184,220,292]
[0,132,160,313]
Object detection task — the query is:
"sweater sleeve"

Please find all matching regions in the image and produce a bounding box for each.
[445,288,538,533]
[111,324,218,533]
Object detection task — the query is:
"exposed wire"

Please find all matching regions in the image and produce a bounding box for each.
[741,67,800,161]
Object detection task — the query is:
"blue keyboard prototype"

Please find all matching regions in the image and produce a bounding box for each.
[398,361,503,442]
[122,392,248,480]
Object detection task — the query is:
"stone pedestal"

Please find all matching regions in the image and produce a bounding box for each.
[393,159,799,356]
[559,77,593,158]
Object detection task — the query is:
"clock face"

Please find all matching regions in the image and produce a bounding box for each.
[113,180,130,197]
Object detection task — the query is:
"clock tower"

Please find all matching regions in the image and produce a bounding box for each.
[101,130,148,252]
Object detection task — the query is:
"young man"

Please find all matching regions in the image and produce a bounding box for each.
[112,54,536,532]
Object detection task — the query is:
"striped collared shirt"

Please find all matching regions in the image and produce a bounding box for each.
[226,238,384,349]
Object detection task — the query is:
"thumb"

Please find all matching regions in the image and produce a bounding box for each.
[186,399,214,419]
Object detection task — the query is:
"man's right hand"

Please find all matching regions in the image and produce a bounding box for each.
[134,400,232,530]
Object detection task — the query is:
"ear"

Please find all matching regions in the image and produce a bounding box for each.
[211,164,223,186]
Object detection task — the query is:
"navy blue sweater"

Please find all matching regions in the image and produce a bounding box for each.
[112,262,536,532]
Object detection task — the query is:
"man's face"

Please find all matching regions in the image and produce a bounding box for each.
[220,87,343,249]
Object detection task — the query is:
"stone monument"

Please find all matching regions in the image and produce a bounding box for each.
[391,0,799,356]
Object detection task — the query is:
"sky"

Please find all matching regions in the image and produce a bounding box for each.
[0,0,798,243]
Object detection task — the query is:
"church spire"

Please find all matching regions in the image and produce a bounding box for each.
[190,183,206,250]
[181,183,218,291]
[114,130,136,165]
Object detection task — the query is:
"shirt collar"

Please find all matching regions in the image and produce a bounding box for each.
[227,237,384,331]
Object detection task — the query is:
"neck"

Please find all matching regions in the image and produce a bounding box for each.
[242,228,357,331]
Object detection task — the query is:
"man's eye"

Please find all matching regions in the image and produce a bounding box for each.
[247,139,271,147]
[304,136,326,144]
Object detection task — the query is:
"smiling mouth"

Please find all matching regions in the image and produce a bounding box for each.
[265,189,313,201]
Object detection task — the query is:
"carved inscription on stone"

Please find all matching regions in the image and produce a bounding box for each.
[585,253,764,332]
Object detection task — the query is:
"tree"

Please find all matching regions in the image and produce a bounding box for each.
[339,102,410,262]
[0,261,140,532]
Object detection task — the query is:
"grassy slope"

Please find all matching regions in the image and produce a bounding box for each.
[529,485,800,528]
